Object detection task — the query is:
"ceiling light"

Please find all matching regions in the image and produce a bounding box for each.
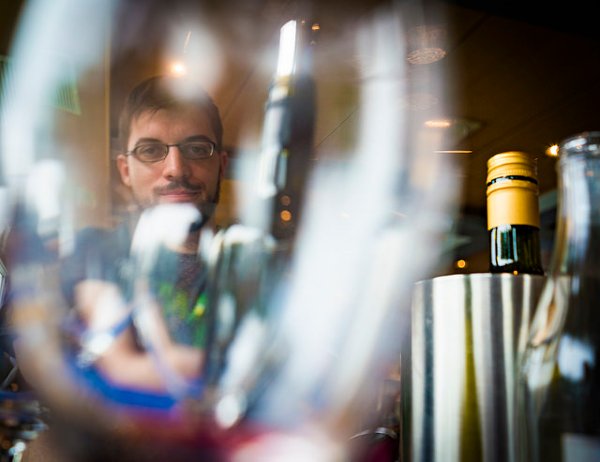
[424,117,482,139]
[425,119,452,128]
[168,61,187,76]
[407,47,446,65]
[545,144,559,157]
[426,118,480,154]
[455,259,467,269]
[407,25,447,65]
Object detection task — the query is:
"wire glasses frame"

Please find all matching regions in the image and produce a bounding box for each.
[126,140,216,163]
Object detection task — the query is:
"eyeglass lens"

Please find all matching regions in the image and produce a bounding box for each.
[132,142,214,162]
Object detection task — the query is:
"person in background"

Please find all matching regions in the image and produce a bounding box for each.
[59,74,229,394]
[21,74,266,462]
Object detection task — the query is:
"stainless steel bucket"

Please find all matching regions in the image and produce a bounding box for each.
[401,273,545,462]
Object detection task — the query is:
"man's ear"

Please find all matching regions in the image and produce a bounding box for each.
[218,150,229,178]
[116,154,132,187]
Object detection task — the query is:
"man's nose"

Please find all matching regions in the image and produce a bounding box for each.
[162,146,190,179]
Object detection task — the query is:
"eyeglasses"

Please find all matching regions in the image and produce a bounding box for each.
[127,141,216,163]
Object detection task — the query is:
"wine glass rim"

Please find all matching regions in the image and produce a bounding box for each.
[559,131,600,158]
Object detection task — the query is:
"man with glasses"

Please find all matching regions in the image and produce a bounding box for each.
[117,75,228,223]
[16,75,235,462]
[60,75,230,395]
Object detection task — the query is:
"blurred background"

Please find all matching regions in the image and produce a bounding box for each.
[0,1,599,460]
[1,0,599,275]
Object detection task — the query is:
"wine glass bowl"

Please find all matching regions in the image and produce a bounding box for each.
[0,1,458,459]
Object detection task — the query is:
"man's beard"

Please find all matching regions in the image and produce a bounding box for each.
[196,164,223,228]
[193,177,220,231]
[133,174,222,231]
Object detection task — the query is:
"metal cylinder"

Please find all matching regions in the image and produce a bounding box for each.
[402,273,545,462]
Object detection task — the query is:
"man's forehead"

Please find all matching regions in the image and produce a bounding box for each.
[129,107,215,140]
[133,106,211,124]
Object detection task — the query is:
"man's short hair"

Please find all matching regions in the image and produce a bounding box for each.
[118,75,223,152]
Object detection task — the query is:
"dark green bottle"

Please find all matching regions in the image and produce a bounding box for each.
[486,151,544,275]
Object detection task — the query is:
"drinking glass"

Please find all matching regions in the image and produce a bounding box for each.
[0,1,458,459]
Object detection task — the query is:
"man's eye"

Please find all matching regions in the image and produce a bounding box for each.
[136,144,162,157]
[185,143,211,156]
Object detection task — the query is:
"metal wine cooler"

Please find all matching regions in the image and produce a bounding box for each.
[401,273,545,462]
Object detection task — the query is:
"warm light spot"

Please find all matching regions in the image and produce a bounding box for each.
[169,61,187,76]
[280,210,292,222]
[455,259,467,269]
[546,144,559,157]
[312,23,320,31]
[435,150,473,154]
[513,270,519,275]
[425,119,452,128]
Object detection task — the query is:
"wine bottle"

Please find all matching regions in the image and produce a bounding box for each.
[256,19,317,243]
[518,132,600,461]
[486,151,544,275]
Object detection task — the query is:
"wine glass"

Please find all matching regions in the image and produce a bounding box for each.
[0,0,458,460]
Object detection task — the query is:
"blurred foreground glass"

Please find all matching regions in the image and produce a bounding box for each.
[518,132,600,462]
[0,0,458,459]
[0,262,46,462]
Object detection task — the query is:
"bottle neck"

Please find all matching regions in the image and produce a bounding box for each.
[486,178,540,230]
[486,176,542,275]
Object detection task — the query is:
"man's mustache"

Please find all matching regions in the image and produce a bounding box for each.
[152,179,218,230]
[154,180,204,194]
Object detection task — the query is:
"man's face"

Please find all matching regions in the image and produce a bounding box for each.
[117,107,228,215]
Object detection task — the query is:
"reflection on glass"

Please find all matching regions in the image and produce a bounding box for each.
[0,0,458,459]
